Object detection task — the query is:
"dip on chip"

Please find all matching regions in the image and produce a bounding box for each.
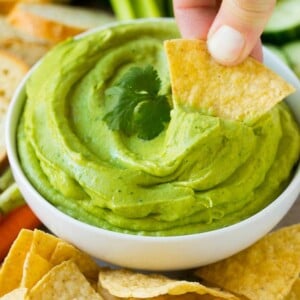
[17,20,300,236]
[164,39,295,122]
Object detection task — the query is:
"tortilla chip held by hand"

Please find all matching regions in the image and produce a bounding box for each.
[164,39,295,122]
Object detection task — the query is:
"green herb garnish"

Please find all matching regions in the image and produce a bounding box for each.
[103,65,171,140]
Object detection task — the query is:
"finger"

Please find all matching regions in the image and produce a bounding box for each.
[250,39,263,62]
[207,0,276,65]
[173,0,220,39]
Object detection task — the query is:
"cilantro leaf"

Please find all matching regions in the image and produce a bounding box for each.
[133,96,170,140]
[117,65,161,95]
[103,65,171,140]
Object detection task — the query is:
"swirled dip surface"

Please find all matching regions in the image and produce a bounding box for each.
[17,21,300,236]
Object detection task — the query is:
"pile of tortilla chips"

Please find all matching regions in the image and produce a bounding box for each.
[0,229,239,300]
[196,224,300,300]
[0,229,102,299]
[0,225,300,299]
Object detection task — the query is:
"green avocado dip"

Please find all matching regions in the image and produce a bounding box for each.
[17,20,300,236]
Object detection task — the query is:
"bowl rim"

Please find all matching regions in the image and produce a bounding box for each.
[5,18,300,242]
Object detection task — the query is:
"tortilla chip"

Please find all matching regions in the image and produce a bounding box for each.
[0,288,27,300]
[99,288,217,300]
[30,229,59,259]
[50,241,100,281]
[20,251,53,289]
[98,269,239,299]
[30,230,100,280]
[164,39,295,122]
[286,278,300,300]
[27,260,102,300]
[195,224,300,300]
[0,229,33,296]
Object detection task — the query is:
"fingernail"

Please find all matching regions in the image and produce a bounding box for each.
[208,25,245,64]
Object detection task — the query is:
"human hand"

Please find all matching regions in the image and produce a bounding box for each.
[173,0,276,65]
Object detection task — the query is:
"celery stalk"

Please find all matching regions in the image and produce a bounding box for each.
[130,0,165,18]
[153,0,167,16]
[0,167,13,192]
[110,0,136,20]
[0,183,25,215]
[167,0,174,17]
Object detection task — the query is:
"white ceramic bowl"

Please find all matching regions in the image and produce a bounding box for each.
[6,21,300,271]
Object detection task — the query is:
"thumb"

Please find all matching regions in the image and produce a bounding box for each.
[207,0,276,65]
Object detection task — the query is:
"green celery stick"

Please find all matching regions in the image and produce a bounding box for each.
[130,0,165,18]
[167,0,174,17]
[0,183,25,215]
[0,167,14,192]
[154,0,167,16]
[110,0,136,20]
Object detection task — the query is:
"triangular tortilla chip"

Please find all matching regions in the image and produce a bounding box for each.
[20,251,53,289]
[27,260,102,300]
[0,229,33,296]
[98,268,239,299]
[50,241,100,281]
[195,224,300,300]
[30,229,59,259]
[164,39,295,122]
